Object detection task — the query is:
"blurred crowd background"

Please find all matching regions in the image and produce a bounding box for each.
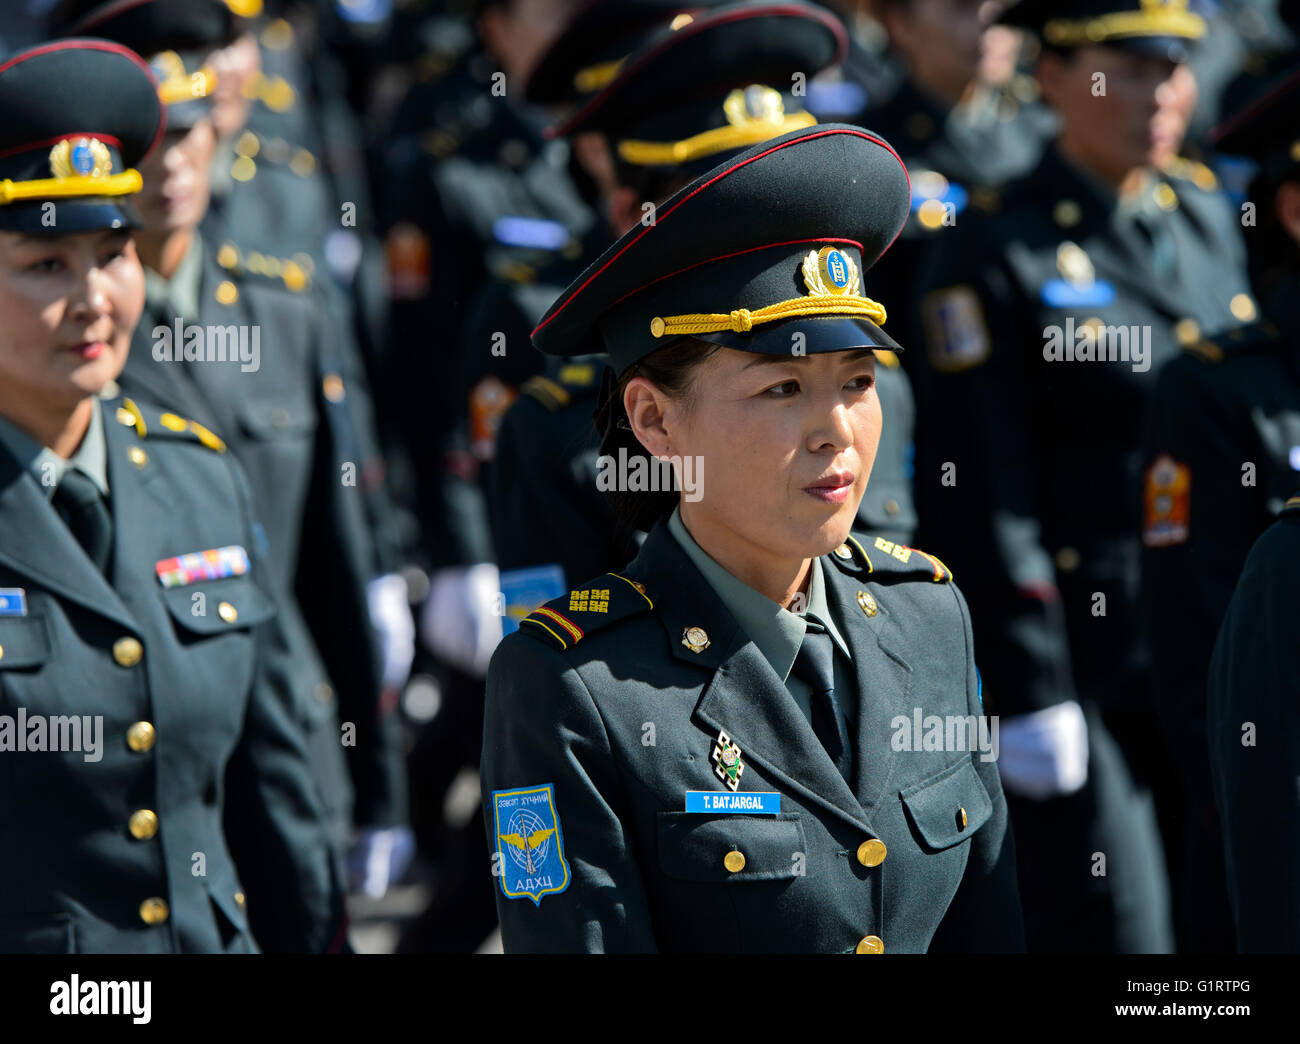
[9,0,1300,953]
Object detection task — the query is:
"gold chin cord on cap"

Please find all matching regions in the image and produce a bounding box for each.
[618,110,818,167]
[650,294,887,338]
[1042,2,1205,46]
[157,65,218,106]
[0,170,142,205]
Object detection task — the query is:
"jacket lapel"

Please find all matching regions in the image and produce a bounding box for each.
[623,520,874,834]
[820,561,915,820]
[0,424,137,632]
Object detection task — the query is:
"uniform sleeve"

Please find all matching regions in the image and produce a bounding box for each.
[296,308,409,829]
[481,633,657,952]
[1207,519,1300,952]
[912,242,1078,717]
[928,582,1027,953]
[1141,359,1258,807]
[221,454,351,953]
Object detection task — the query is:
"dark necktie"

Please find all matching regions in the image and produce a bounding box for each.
[791,620,852,784]
[53,468,112,574]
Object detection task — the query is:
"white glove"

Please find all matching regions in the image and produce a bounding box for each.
[366,573,415,692]
[420,563,504,678]
[996,700,1089,800]
[347,825,416,899]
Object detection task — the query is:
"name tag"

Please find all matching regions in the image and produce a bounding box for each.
[685,791,781,814]
[0,588,27,616]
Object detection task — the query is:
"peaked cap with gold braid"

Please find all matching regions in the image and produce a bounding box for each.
[998,0,1205,60]
[0,40,163,234]
[531,123,911,373]
[549,0,846,179]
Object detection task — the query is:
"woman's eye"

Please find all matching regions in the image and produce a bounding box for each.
[763,380,799,398]
[846,374,876,392]
[27,257,62,273]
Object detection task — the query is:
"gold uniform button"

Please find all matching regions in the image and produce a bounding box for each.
[230,155,257,182]
[322,373,346,403]
[1053,199,1082,228]
[884,498,900,516]
[218,601,238,624]
[113,637,144,667]
[234,891,246,909]
[958,806,968,830]
[126,445,148,469]
[855,935,884,954]
[215,280,239,305]
[129,809,159,840]
[315,682,334,703]
[217,243,240,269]
[723,850,746,873]
[0,645,4,661]
[139,897,169,925]
[857,839,887,867]
[1153,182,1179,211]
[159,411,188,432]
[115,406,136,427]
[833,543,853,559]
[126,721,156,753]
[1230,293,1257,322]
[1055,546,1081,573]
[650,317,666,338]
[1174,318,1201,346]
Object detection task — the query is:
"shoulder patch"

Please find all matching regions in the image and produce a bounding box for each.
[114,399,227,453]
[518,572,654,650]
[491,783,570,905]
[922,285,991,372]
[1142,454,1190,547]
[519,375,571,412]
[1283,495,1300,516]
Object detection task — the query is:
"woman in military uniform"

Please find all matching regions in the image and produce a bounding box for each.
[0,40,345,952]
[481,124,1024,953]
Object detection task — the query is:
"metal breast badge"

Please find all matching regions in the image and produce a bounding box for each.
[711,729,744,792]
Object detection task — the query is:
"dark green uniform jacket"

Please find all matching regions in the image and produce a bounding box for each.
[913,145,1252,718]
[0,397,346,953]
[116,237,406,835]
[1207,495,1300,952]
[481,517,1024,952]
[1142,305,1300,807]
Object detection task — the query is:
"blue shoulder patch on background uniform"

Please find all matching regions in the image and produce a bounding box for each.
[492,783,571,905]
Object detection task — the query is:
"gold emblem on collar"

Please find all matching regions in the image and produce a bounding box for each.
[48,137,112,179]
[802,245,859,297]
[681,626,710,653]
[857,590,877,617]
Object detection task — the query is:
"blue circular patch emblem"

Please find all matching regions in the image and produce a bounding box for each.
[825,249,849,289]
[71,143,95,176]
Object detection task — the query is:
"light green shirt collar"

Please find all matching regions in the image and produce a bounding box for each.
[145,229,204,322]
[668,506,851,682]
[0,397,109,500]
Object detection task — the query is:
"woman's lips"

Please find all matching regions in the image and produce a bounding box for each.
[804,474,854,504]
[70,341,107,360]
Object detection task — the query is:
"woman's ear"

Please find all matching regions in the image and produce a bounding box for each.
[624,377,676,459]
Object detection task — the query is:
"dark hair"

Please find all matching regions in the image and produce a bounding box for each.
[1244,168,1300,299]
[594,337,720,540]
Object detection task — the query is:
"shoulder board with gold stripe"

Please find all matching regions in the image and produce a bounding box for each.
[830,533,953,583]
[214,240,314,293]
[1282,495,1300,516]
[112,399,227,453]
[519,572,654,650]
[1184,320,1281,364]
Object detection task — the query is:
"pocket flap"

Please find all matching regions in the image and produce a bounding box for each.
[0,614,52,669]
[657,811,805,882]
[161,575,276,635]
[237,398,317,438]
[900,758,992,851]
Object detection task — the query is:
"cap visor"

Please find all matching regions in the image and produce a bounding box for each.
[0,197,141,234]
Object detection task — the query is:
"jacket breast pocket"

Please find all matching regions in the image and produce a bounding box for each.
[0,613,52,671]
[657,812,806,882]
[160,574,276,640]
[899,758,992,852]
[237,397,318,441]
